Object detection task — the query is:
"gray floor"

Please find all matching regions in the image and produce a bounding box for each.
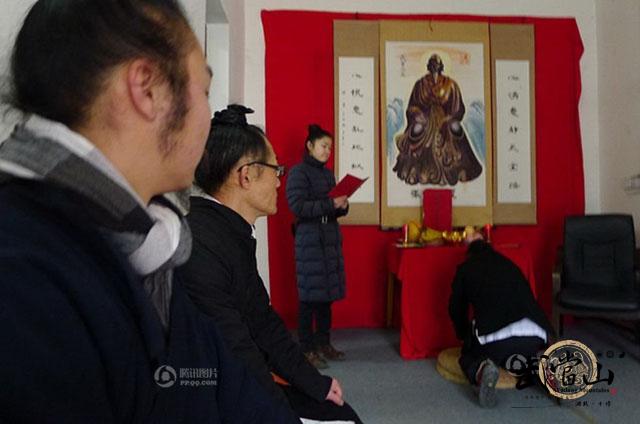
[322,320,640,423]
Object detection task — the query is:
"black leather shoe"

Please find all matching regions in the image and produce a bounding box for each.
[318,344,346,361]
[304,351,329,369]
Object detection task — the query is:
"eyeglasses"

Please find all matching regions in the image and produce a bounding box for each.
[237,161,286,178]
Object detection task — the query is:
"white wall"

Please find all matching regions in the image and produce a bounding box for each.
[221,0,276,287]
[206,23,230,113]
[596,0,640,242]
[182,0,207,49]
[229,0,601,288]
[221,0,246,103]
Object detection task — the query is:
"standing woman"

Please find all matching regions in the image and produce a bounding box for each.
[286,124,349,369]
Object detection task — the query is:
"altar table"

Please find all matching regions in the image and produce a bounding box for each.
[387,243,537,359]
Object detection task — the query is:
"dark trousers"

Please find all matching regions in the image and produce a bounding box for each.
[459,329,546,385]
[281,384,363,424]
[298,301,332,353]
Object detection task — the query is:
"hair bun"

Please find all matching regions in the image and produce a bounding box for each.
[307,123,326,138]
[212,104,254,126]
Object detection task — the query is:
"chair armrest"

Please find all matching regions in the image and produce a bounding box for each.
[552,246,563,298]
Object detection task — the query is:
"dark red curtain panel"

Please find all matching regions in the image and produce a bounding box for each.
[262,10,585,328]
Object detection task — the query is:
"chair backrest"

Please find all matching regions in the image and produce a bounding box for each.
[563,214,636,289]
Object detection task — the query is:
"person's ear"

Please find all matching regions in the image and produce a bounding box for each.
[126,58,167,121]
[238,164,252,189]
[306,140,313,152]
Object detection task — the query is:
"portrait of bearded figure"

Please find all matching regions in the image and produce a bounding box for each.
[393,54,482,186]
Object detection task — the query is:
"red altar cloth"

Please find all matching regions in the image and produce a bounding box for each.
[388,243,536,359]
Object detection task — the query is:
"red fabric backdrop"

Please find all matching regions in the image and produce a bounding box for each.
[262,11,585,328]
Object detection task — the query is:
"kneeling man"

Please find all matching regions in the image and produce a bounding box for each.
[449,230,553,407]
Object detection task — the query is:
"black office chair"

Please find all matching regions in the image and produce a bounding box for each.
[552,214,640,338]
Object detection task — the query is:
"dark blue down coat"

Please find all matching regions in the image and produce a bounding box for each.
[286,154,348,303]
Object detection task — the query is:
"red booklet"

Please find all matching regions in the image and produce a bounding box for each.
[329,174,368,198]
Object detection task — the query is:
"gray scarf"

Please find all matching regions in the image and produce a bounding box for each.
[0,116,191,332]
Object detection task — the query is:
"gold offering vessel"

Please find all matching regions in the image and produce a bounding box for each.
[404,222,478,246]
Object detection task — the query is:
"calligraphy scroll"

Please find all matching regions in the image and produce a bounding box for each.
[333,21,380,225]
[338,57,375,203]
[491,24,537,224]
[496,60,532,203]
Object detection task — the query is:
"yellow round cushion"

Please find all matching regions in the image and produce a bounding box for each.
[436,347,518,389]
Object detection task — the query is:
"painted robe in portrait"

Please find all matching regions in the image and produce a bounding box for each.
[393,73,482,186]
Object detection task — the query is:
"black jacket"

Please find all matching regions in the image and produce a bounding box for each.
[179,197,332,405]
[0,181,297,424]
[286,155,348,302]
[448,241,553,340]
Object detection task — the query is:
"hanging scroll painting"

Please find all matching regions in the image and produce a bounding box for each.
[381,21,493,227]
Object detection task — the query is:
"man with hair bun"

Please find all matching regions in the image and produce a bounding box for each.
[179,105,362,423]
[0,1,296,422]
